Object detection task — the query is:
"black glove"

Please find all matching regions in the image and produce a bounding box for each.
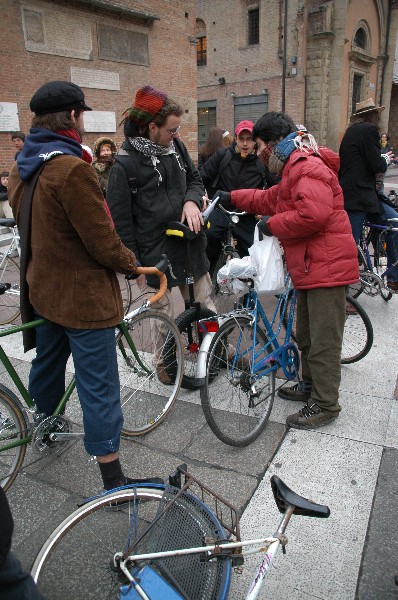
[214,190,233,210]
[258,216,272,238]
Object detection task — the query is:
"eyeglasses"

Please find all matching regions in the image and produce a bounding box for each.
[166,125,181,136]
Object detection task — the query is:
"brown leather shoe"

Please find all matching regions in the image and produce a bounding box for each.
[387,280,398,292]
[286,403,339,430]
[156,365,173,385]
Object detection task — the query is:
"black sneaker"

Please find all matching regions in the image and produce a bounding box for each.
[286,403,339,430]
[278,381,312,402]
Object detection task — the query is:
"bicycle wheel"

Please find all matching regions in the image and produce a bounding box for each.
[32,485,231,600]
[117,273,133,314]
[175,306,216,390]
[374,231,393,302]
[0,255,20,325]
[211,249,240,315]
[117,310,183,436]
[0,387,28,491]
[200,316,276,446]
[341,294,373,364]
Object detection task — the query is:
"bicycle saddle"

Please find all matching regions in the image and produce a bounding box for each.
[0,218,16,227]
[165,221,200,241]
[271,475,330,518]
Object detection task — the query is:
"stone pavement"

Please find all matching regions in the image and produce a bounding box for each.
[2,288,397,599]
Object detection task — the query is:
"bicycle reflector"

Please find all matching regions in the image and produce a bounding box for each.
[199,320,219,333]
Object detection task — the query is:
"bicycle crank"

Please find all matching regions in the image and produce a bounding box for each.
[32,415,77,455]
[360,272,382,296]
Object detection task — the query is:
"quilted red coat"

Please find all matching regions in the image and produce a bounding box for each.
[231,147,359,289]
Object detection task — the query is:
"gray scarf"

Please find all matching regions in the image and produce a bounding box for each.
[129,136,185,184]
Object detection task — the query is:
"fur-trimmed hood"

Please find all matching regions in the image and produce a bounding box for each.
[92,136,117,159]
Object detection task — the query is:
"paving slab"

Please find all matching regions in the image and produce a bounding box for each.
[0,279,396,599]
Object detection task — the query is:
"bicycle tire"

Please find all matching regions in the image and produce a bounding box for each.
[0,255,21,325]
[31,485,231,600]
[211,248,240,315]
[341,294,373,364]
[374,231,393,302]
[175,306,216,390]
[200,316,276,446]
[116,310,183,437]
[281,292,373,364]
[117,273,133,314]
[0,386,28,491]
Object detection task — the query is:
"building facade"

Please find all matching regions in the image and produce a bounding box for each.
[0,0,199,170]
[196,0,398,151]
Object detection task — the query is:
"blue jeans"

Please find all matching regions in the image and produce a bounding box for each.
[347,211,366,245]
[29,320,123,456]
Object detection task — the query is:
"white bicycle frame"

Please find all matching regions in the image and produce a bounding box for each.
[117,504,295,600]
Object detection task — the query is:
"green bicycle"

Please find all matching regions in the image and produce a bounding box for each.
[0,256,184,491]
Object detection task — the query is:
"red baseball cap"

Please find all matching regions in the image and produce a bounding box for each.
[235,120,254,136]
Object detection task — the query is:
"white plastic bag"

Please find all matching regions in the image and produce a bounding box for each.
[217,256,256,294]
[248,225,285,294]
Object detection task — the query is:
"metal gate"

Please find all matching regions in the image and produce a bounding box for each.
[233,94,268,130]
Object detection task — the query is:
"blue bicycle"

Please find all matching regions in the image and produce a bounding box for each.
[198,274,299,446]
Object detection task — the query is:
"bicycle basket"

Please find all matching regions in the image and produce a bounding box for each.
[132,484,233,600]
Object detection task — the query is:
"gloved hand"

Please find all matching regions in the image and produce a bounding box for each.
[214,190,233,210]
[258,216,272,238]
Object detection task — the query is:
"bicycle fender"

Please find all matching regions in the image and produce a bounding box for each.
[195,331,216,385]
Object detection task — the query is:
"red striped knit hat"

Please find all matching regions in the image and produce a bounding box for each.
[124,85,168,124]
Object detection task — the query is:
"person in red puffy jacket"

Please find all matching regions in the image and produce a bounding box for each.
[217,112,359,430]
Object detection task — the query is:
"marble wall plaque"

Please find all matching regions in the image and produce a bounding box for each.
[21,4,93,60]
[0,103,20,131]
[71,67,120,91]
[98,24,149,65]
[84,111,116,133]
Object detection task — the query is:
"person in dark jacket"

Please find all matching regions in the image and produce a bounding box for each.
[199,120,279,275]
[339,97,398,291]
[106,86,216,382]
[10,132,25,160]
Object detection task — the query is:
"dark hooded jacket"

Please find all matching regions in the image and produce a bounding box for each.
[106,137,209,288]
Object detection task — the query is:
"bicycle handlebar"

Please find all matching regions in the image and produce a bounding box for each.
[365,218,398,231]
[217,203,247,218]
[133,254,169,305]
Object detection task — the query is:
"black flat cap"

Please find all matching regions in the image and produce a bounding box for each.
[30,81,92,115]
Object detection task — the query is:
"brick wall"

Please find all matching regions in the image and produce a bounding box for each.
[196,0,305,132]
[0,0,199,170]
